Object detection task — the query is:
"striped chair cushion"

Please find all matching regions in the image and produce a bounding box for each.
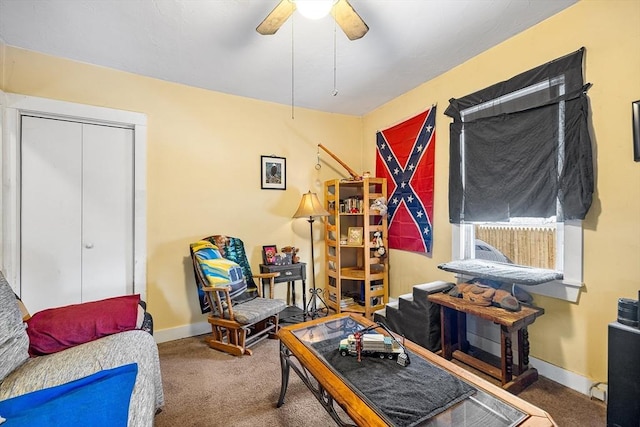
[229,298,286,325]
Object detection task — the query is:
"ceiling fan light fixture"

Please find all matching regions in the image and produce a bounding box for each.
[257,0,368,41]
[293,0,337,20]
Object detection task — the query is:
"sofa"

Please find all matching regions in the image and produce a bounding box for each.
[0,273,164,426]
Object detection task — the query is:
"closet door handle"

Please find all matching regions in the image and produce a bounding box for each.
[85,243,94,249]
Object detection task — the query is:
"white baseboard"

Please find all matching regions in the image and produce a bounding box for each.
[154,321,210,344]
[467,332,594,397]
[528,354,595,397]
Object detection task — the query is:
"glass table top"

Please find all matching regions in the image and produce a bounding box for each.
[291,316,527,427]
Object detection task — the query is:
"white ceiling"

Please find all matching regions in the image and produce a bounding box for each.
[0,0,577,116]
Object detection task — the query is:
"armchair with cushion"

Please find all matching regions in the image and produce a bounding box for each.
[190,236,287,356]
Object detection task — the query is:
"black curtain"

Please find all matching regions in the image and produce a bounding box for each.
[445,48,593,223]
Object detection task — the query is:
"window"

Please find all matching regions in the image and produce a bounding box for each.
[445,49,592,302]
[451,221,583,302]
[474,219,556,269]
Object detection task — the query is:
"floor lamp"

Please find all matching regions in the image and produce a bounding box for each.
[293,191,330,319]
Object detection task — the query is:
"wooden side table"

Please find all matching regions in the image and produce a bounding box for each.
[259,263,306,310]
[428,292,544,394]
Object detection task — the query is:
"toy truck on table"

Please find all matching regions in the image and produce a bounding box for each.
[338,324,410,366]
[339,333,403,358]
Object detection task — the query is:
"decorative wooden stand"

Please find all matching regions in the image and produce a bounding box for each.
[428,293,544,394]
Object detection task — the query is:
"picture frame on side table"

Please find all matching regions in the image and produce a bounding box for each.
[262,245,278,265]
[261,155,286,190]
[347,227,363,246]
[633,100,640,162]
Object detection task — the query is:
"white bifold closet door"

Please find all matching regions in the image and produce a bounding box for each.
[20,115,134,313]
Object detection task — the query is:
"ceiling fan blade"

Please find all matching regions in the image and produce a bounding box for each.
[256,0,295,36]
[331,0,369,41]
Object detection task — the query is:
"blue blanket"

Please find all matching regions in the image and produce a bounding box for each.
[0,363,137,426]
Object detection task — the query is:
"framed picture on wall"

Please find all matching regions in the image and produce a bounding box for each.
[261,155,286,190]
[262,245,278,265]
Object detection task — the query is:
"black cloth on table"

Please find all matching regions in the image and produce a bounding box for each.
[312,336,475,427]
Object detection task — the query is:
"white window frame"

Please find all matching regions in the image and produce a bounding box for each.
[451,77,584,303]
[452,221,583,302]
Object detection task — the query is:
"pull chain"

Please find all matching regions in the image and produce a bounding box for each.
[333,19,338,96]
[291,10,295,119]
[315,145,322,170]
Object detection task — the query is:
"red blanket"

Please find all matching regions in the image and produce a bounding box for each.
[26,295,141,356]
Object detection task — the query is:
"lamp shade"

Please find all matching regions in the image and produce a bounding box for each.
[293,191,330,218]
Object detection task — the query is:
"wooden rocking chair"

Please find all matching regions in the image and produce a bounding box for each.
[190,237,286,356]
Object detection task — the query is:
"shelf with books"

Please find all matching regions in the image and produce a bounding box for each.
[323,178,388,318]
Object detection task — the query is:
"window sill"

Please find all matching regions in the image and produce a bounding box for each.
[438,259,562,285]
[527,279,583,303]
[439,259,583,303]
[451,222,584,303]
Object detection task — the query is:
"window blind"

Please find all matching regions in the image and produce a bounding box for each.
[445,48,593,223]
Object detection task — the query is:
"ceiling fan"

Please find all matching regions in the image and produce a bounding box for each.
[256,0,369,41]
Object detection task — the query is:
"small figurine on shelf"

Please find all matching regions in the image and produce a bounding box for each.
[372,231,386,258]
[370,197,388,216]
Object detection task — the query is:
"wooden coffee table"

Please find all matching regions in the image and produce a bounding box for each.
[277,313,555,426]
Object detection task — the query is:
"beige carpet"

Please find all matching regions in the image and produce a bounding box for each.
[154,335,605,426]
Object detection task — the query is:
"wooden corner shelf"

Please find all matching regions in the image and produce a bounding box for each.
[323,178,389,319]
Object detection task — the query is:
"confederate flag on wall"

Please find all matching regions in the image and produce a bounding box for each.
[375,106,436,253]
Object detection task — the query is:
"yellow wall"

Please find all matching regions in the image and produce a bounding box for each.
[363,0,640,381]
[0,46,364,334]
[1,0,639,384]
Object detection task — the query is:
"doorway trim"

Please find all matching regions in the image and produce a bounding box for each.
[1,92,147,300]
